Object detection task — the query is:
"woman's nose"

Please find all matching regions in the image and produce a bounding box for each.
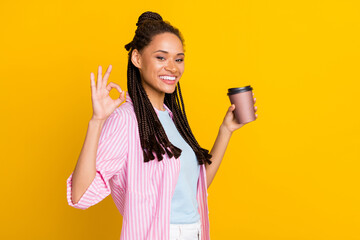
[165,60,177,73]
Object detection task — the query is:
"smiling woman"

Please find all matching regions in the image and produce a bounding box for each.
[66,10,257,240]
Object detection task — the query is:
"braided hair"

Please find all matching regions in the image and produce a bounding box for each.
[124,11,212,165]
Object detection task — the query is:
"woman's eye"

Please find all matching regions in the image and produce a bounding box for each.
[156,56,184,62]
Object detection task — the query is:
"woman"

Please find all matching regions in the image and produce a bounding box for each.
[66,11,257,240]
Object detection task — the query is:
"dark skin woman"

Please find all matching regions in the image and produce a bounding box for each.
[69,11,257,240]
[71,16,257,203]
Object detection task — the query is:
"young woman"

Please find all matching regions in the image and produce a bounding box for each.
[66,11,257,240]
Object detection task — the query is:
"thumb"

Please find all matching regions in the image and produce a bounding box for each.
[228,104,235,112]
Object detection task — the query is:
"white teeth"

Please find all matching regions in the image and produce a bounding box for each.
[160,76,176,80]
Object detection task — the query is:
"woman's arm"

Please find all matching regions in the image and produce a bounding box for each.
[70,118,105,204]
[67,112,128,209]
[205,95,257,189]
[67,65,126,208]
[205,125,232,189]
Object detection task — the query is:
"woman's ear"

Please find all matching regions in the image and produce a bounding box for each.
[131,49,142,69]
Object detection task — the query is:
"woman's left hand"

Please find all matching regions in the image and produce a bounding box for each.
[220,92,258,134]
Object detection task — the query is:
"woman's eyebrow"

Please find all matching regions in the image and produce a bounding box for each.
[152,50,184,56]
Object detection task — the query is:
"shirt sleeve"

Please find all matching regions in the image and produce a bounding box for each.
[66,110,128,210]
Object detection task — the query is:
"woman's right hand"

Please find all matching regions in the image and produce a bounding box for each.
[90,65,126,121]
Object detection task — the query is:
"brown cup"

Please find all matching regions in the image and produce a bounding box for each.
[227,85,256,124]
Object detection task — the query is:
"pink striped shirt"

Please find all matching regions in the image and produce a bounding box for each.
[66,91,210,240]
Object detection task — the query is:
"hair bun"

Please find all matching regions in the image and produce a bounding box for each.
[136,11,163,26]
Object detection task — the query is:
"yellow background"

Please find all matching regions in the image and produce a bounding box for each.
[1,0,359,239]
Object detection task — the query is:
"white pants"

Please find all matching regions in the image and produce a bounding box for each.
[169,219,202,240]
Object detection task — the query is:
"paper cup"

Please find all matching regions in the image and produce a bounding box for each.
[227,85,256,124]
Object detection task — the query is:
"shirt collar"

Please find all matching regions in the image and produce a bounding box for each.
[125,91,173,119]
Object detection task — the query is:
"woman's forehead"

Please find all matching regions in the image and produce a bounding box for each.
[146,33,184,53]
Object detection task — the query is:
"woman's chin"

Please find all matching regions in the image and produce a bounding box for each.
[164,88,177,94]
[162,84,178,94]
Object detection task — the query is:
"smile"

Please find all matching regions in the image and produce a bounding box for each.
[159,75,176,81]
[159,75,177,85]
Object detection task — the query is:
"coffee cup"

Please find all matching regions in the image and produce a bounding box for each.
[227,85,256,124]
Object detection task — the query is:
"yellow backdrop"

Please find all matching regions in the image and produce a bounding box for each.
[1,0,359,239]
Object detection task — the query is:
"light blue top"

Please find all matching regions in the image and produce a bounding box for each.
[157,108,201,224]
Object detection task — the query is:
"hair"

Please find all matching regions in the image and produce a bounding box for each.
[124,11,212,165]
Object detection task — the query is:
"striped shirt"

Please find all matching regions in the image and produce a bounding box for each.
[66,91,210,240]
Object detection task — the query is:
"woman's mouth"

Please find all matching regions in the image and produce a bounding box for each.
[159,75,177,85]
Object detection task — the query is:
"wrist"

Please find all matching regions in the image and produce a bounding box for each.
[89,118,106,128]
[219,124,233,137]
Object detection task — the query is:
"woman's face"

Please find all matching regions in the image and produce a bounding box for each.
[131,32,185,97]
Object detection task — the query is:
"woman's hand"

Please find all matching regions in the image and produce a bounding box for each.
[220,92,258,134]
[90,65,126,121]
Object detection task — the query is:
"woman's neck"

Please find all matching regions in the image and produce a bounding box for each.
[144,88,166,111]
